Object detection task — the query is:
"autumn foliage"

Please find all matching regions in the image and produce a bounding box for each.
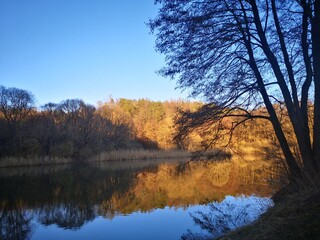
[0,86,209,159]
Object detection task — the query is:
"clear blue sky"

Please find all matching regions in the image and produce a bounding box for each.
[0,0,189,106]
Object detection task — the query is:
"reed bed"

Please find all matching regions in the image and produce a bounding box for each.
[90,149,193,162]
[0,156,73,168]
[0,148,228,168]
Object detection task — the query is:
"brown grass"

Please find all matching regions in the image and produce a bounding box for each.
[89,148,231,162]
[90,149,193,162]
[0,148,229,168]
[0,156,73,168]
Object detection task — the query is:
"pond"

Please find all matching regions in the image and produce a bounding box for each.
[0,158,273,240]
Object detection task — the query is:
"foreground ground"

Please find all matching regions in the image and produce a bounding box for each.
[219,182,320,240]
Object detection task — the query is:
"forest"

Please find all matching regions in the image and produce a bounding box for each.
[0,85,203,160]
[0,85,280,163]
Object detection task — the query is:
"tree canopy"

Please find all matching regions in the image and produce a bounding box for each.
[149,0,320,177]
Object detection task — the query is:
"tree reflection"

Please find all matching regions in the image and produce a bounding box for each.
[37,203,95,230]
[0,158,272,234]
[0,201,33,240]
[181,196,273,240]
[0,164,139,231]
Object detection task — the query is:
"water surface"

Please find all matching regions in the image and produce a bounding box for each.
[0,158,272,240]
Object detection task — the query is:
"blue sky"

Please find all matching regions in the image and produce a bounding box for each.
[0,0,189,106]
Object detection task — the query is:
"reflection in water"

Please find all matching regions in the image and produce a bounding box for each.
[0,201,33,240]
[0,158,272,240]
[182,195,273,240]
[37,203,95,230]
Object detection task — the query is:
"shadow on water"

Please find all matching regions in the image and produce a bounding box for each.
[0,157,272,240]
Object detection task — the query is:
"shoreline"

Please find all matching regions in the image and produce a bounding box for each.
[217,183,320,240]
[0,149,231,168]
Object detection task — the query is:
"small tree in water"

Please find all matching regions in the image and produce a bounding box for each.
[149,0,320,178]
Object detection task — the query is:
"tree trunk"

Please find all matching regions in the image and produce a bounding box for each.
[312,0,320,170]
[251,0,315,172]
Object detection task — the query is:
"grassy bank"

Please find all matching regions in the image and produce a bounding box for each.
[0,148,230,168]
[219,182,320,240]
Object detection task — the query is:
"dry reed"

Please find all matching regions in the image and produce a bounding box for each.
[0,148,227,168]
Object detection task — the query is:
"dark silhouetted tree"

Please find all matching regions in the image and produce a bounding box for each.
[0,86,35,154]
[149,0,320,177]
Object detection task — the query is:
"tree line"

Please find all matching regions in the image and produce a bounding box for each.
[0,84,292,161]
[0,85,211,159]
[0,86,127,158]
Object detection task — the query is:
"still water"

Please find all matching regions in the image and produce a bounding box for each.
[0,158,273,240]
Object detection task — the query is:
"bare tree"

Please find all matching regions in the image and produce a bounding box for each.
[0,86,35,126]
[149,0,320,177]
[0,86,35,152]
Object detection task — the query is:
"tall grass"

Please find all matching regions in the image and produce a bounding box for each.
[90,148,231,162]
[90,149,193,162]
[0,156,73,168]
[0,148,229,168]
